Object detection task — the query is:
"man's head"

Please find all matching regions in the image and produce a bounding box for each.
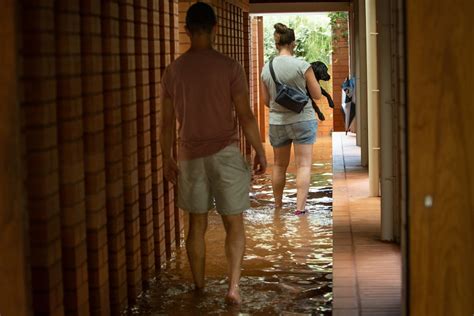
[186,2,217,35]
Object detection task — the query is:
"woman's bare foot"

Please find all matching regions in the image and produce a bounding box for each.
[225,285,242,305]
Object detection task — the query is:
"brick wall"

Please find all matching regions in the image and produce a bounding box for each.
[0,1,30,314]
[102,1,129,313]
[148,0,167,271]
[81,1,111,314]
[160,0,178,260]
[118,0,143,302]
[16,0,247,314]
[20,1,65,314]
[250,16,266,141]
[332,18,349,132]
[55,1,91,314]
[134,0,155,291]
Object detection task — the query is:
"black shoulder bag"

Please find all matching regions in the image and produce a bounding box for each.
[269,59,309,113]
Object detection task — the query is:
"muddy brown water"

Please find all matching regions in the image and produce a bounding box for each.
[126,161,333,315]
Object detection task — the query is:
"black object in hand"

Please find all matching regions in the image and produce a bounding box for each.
[307,61,335,120]
[311,99,326,121]
[311,61,331,81]
[321,87,335,108]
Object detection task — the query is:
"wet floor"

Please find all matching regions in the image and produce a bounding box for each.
[127,158,333,315]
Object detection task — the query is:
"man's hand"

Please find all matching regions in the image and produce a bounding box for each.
[253,152,267,175]
[163,157,179,185]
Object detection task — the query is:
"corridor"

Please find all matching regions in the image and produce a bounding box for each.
[127,138,334,315]
[125,134,401,315]
[2,0,472,315]
[332,133,401,315]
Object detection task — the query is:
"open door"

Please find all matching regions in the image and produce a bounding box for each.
[407,0,474,314]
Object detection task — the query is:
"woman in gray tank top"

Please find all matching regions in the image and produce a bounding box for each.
[260,23,322,215]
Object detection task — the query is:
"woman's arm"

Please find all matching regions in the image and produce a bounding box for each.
[260,80,270,107]
[305,68,322,100]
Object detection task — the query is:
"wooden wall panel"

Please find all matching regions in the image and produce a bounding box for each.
[0,1,30,315]
[407,0,474,314]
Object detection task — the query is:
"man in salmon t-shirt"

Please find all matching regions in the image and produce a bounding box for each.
[160,2,266,305]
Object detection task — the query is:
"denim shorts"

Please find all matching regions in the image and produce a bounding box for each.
[269,120,318,147]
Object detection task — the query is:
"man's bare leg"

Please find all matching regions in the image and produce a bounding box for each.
[221,213,246,304]
[272,144,291,208]
[186,213,209,289]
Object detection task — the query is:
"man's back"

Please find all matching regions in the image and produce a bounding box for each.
[162,48,247,160]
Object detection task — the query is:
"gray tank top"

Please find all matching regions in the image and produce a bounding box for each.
[261,55,316,125]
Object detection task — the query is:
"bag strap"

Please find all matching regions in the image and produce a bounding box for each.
[269,59,282,88]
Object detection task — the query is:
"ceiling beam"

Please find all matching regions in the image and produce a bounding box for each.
[250,2,350,14]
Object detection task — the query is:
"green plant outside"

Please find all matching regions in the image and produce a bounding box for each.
[263,15,332,65]
[328,12,349,42]
[262,13,349,94]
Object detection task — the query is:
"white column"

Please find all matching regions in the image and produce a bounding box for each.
[366,0,380,197]
[357,0,369,167]
[378,0,394,241]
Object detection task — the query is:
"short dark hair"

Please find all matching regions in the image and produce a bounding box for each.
[186,2,217,34]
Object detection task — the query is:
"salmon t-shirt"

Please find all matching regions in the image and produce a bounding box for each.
[161,48,248,161]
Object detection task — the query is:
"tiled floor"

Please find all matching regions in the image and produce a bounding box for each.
[332,133,402,316]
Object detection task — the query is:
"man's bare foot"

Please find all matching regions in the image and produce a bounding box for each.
[194,286,205,296]
[275,200,283,209]
[225,285,242,305]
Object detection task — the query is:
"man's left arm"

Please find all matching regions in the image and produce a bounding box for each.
[233,89,267,175]
[232,63,267,175]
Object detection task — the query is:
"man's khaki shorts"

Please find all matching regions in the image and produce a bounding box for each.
[177,144,251,215]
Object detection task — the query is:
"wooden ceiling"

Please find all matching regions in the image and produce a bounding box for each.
[249,0,350,13]
[250,0,348,3]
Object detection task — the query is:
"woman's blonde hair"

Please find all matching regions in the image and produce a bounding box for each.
[274,23,295,46]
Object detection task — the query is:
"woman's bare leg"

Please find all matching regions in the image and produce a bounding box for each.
[272,144,291,208]
[293,143,313,211]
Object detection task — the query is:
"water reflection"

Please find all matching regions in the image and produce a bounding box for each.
[126,162,333,315]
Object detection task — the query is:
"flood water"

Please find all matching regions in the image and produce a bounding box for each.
[127,160,333,315]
